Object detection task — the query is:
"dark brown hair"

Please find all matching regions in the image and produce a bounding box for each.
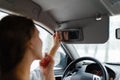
[0,15,35,74]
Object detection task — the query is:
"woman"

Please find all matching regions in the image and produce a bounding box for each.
[0,15,61,80]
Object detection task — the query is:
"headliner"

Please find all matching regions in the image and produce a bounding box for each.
[32,0,109,23]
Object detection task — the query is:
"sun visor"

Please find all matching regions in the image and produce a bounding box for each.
[58,15,109,44]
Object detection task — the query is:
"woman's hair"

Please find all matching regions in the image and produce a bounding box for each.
[0,15,35,74]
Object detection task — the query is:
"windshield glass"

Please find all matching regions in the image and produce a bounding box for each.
[73,15,120,63]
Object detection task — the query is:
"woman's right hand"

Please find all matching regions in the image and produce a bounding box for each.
[40,53,55,80]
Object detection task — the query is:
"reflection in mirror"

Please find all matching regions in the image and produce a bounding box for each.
[116,28,120,39]
[58,29,83,42]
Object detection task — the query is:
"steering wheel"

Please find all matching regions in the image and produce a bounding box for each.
[62,57,109,80]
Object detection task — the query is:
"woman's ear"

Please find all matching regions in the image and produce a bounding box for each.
[29,43,33,49]
[26,40,36,56]
[27,39,34,50]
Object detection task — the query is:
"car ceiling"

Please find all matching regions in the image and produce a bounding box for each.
[0,0,120,43]
[32,0,109,23]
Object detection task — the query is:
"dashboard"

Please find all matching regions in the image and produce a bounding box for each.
[61,62,120,80]
[85,63,116,80]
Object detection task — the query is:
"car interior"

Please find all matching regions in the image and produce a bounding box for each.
[0,0,120,80]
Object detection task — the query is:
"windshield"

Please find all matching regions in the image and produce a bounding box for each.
[73,15,120,63]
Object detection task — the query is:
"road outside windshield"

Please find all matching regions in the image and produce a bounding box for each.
[73,15,120,63]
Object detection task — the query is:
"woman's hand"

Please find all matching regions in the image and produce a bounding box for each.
[53,32,61,48]
[40,53,55,80]
[40,53,54,73]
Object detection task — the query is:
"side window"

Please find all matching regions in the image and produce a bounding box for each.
[0,12,8,19]
[31,25,66,71]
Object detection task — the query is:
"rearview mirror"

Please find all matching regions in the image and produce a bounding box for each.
[58,29,84,42]
[116,28,120,39]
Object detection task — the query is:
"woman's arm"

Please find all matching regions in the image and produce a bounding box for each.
[40,32,61,80]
